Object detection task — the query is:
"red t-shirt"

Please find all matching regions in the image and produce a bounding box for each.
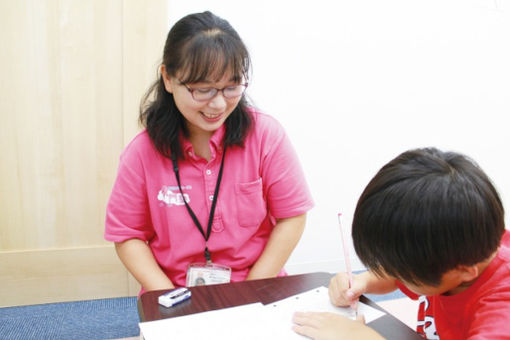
[398,230,510,339]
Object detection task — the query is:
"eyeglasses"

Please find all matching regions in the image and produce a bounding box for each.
[180,82,248,102]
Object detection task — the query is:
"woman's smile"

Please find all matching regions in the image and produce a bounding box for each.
[201,111,224,122]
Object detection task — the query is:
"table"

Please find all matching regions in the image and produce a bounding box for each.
[138,272,422,340]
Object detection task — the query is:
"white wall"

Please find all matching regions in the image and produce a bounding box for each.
[167,0,510,273]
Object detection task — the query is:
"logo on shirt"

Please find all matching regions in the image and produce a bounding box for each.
[416,295,439,339]
[157,185,191,206]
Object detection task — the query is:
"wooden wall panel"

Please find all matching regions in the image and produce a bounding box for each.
[0,0,166,306]
[122,0,168,144]
[0,246,128,307]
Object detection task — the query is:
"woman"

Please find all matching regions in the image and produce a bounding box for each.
[105,11,314,292]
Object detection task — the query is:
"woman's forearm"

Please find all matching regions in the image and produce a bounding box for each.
[115,238,175,291]
[246,213,307,280]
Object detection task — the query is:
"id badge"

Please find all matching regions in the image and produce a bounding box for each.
[186,262,231,287]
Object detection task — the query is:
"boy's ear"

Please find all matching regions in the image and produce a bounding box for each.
[161,65,174,94]
[457,264,479,282]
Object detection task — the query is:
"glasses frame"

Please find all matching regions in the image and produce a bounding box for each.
[179,82,248,102]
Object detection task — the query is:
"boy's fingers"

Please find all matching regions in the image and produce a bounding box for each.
[356,313,366,324]
[292,312,316,326]
[292,324,317,339]
[292,312,325,339]
[350,299,358,311]
[328,281,340,305]
[329,274,351,306]
[349,279,366,297]
[346,288,362,303]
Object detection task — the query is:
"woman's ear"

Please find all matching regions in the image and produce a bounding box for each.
[161,65,174,93]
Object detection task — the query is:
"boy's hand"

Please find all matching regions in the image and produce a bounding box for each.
[329,272,367,307]
[292,312,384,340]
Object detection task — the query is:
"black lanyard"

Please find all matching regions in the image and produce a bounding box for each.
[171,149,226,263]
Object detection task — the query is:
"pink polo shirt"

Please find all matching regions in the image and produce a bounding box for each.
[105,109,314,288]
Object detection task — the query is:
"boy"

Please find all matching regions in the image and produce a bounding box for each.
[293,147,510,339]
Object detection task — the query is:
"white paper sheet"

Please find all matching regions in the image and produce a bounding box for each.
[139,303,268,340]
[267,286,386,323]
[139,287,387,339]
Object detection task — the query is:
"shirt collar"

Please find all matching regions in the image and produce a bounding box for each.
[180,125,226,160]
[209,124,226,150]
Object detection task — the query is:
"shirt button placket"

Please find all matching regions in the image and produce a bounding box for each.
[205,168,214,208]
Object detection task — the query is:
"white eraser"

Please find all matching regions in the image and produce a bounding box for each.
[158,288,192,308]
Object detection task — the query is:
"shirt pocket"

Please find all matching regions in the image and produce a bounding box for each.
[235,178,267,228]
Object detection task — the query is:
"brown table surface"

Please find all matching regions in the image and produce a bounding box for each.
[138,272,421,340]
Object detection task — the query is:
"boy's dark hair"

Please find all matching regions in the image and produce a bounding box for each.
[353,147,505,286]
[139,11,252,160]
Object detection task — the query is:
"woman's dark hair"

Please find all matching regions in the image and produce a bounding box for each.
[139,11,252,159]
[352,147,505,286]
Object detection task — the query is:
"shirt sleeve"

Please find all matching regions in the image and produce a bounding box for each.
[104,144,154,242]
[466,286,510,339]
[259,116,314,219]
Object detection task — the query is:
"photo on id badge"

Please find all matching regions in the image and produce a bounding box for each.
[186,263,232,287]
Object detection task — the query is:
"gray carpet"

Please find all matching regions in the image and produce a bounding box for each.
[0,297,140,340]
